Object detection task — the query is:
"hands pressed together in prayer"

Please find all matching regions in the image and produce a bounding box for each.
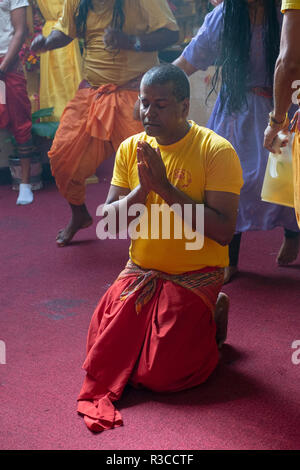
[137,141,170,197]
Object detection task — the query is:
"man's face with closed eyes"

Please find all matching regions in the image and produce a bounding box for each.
[139,81,189,145]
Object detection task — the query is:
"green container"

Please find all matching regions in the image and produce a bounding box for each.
[9,153,43,191]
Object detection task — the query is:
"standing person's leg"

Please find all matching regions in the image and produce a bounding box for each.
[16,139,35,205]
[276,228,300,265]
[5,68,34,205]
[50,86,143,246]
[48,87,103,246]
[224,232,242,283]
[54,137,114,247]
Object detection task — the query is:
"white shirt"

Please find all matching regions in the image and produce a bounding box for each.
[0,0,29,57]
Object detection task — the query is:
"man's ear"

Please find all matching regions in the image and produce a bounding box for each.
[181,98,190,118]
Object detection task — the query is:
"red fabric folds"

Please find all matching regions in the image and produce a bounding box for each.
[0,58,32,144]
[77,266,221,432]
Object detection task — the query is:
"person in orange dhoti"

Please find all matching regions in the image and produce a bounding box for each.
[77,64,243,432]
[30,0,179,246]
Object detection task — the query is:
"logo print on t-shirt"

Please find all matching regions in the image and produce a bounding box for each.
[169,169,192,189]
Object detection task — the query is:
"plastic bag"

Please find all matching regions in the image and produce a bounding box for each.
[261,132,294,208]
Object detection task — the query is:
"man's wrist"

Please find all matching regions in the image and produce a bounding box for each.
[156,180,174,203]
[269,111,289,128]
[129,35,142,52]
[137,184,148,201]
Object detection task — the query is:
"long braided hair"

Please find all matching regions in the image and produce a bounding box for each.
[210,0,280,115]
[75,0,125,40]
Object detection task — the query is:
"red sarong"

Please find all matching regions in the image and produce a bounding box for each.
[77,262,223,432]
[48,83,143,206]
[0,58,32,144]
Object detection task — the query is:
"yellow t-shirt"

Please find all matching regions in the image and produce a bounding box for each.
[53,0,179,87]
[111,121,244,274]
[282,0,300,11]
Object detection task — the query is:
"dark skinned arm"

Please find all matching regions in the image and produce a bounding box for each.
[103,27,179,52]
[264,10,300,152]
[103,184,148,235]
[30,30,73,53]
[136,141,239,246]
[173,54,200,77]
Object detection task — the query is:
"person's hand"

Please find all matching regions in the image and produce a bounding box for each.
[264,125,289,153]
[210,0,223,6]
[137,141,170,195]
[103,27,131,50]
[30,34,47,53]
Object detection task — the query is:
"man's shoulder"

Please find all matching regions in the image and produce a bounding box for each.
[9,0,29,10]
[190,121,236,154]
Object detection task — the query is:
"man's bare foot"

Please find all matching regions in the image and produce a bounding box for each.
[223,266,238,284]
[276,235,300,266]
[214,292,229,349]
[56,204,93,247]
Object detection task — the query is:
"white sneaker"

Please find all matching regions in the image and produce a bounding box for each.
[17,183,34,205]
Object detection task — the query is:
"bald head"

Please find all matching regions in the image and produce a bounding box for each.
[141,64,190,103]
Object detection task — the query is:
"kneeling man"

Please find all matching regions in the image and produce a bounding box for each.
[77,64,243,432]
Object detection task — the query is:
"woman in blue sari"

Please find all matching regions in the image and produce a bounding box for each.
[174,0,299,282]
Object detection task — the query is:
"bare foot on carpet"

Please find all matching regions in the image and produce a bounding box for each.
[56,208,93,247]
[223,266,238,284]
[214,292,229,349]
[276,236,300,266]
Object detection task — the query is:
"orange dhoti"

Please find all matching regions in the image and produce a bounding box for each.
[77,261,223,432]
[48,83,143,205]
[293,126,300,228]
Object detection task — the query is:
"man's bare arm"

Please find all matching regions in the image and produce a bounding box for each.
[0,7,27,75]
[137,142,239,246]
[264,10,300,151]
[158,184,239,246]
[104,27,179,52]
[173,55,199,77]
[30,30,73,53]
[103,184,148,234]
[273,10,300,122]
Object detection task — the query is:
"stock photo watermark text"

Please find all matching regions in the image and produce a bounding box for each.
[96,200,204,251]
[0,340,6,365]
[291,340,300,365]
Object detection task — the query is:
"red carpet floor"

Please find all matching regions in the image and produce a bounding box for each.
[0,164,300,450]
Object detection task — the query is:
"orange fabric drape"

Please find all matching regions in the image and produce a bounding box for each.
[48,85,143,205]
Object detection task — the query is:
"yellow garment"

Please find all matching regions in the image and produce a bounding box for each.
[280,0,300,226]
[53,0,179,87]
[37,0,82,121]
[111,121,243,274]
[292,127,300,227]
[281,0,300,11]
